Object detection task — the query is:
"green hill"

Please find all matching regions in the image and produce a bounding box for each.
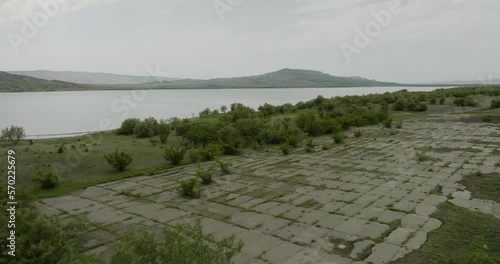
[0,72,91,92]
[1,69,401,92]
[8,70,177,85]
[153,68,398,89]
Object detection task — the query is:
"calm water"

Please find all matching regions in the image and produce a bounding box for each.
[1,87,441,137]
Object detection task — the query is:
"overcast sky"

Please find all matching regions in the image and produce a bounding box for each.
[1,0,499,83]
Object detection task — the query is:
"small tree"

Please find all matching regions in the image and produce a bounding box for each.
[32,169,59,189]
[158,123,170,144]
[116,118,140,135]
[164,146,187,165]
[220,105,228,113]
[104,149,133,171]
[134,117,159,138]
[1,125,26,144]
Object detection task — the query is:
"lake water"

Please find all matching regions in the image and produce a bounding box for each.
[0,87,442,138]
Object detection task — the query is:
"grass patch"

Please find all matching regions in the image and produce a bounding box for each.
[375,219,401,243]
[429,184,443,195]
[460,172,500,202]
[33,165,170,199]
[393,202,500,264]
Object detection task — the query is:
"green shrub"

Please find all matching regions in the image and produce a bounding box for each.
[57,142,65,154]
[383,118,393,128]
[296,111,324,136]
[491,99,500,109]
[149,137,158,146]
[177,178,201,198]
[306,138,315,148]
[216,158,233,174]
[305,146,315,153]
[104,149,133,171]
[117,118,140,135]
[332,132,345,144]
[189,149,200,163]
[454,96,478,107]
[218,125,243,155]
[196,164,215,185]
[158,123,171,144]
[32,168,59,189]
[0,185,86,264]
[439,96,446,105]
[321,144,331,150]
[354,130,362,138]
[164,146,187,165]
[134,117,159,138]
[110,220,243,264]
[197,143,221,161]
[0,125,25,144]
[184,122,218,146]
[481,115,493,122]
[280,144,290,155]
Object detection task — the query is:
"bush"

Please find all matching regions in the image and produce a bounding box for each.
[0,184,86,264]
[383,118,393,128]
[57,142,65,154]
[189,149,200,163]
[454,96,478,107]
[332,132,345,144]
[164,146,187,165]
[184,122,218,146]
[32,169,59,189]
[134,117,159,138]
[117,118,140,135]
[177,178,201,198]
[157,123,170,144]
[296,111,324,136]
[110,220,243,264]
[491,99,500,109]
[280,144,290,155]
[354,130,362,138]
[321,144,331,150]
[216,158,233,174]
[104,149,133,171]
[481,115,493,122]
[395,121,403,129]
[0,125,25,144]
[439,96,446,105]
[196,164,216,185]
[305,146,315,153]
[197,143,221,161]
[218,125,243,155]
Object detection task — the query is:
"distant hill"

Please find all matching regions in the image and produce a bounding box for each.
[0,71,92,92]
[8,70,177,85]
[151,68,398,89]
[1,68,402,92]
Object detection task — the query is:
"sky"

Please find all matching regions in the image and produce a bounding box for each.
[0,0,499,83]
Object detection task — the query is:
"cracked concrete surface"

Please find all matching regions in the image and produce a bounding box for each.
[38,116,500,264]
